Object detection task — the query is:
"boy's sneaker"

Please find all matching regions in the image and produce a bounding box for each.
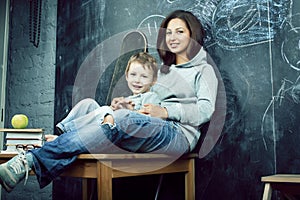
[0,152,33,192]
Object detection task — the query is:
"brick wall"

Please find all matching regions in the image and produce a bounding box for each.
[2,0,57,199]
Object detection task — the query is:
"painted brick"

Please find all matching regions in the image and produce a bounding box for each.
[2,0,57,199]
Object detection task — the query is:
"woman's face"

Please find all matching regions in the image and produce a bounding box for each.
[166,18,191,62]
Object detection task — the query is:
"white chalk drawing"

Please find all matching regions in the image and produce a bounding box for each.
[138,0,289,50]
[187,0,220,45]
[281,13,300,71]
[137,15,165,48]
[260,1,299,174]
[210,0,290,49]
[261,76,300,144]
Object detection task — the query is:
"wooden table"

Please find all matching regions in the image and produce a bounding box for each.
[261,174,300,200]
[0,152,196,200]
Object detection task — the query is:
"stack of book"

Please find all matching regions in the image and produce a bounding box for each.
[0,128,44,153]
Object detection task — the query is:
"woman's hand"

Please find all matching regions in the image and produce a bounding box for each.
[138,104,168,119]
[110,97,135,111]
[45,134,58,142]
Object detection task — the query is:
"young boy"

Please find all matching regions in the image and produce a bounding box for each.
[54,51,160,136]
[123,51,160,110]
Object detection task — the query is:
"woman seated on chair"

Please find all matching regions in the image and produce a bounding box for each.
[0,10,218,192]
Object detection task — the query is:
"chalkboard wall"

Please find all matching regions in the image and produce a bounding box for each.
[55,0,300,199]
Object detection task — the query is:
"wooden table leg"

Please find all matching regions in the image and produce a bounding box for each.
[82,178,96,200]
[97,161,113,200]
[262,183,272,200]
[82,178,88,200]
[185,159,195,200]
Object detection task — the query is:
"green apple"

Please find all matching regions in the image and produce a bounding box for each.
[11,114,28,129]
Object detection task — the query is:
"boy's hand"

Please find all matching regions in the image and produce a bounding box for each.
[45,134,58,142]
[110,97,135,110]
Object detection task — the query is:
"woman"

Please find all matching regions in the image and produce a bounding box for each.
[0,10,218,192]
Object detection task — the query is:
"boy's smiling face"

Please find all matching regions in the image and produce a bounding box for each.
[126,61,155,95]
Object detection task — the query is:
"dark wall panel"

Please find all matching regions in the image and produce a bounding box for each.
[55,0,300,199]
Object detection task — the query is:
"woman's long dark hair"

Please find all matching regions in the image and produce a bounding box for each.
[157,10,205,73]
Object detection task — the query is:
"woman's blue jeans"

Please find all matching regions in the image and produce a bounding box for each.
[30,98,190,188]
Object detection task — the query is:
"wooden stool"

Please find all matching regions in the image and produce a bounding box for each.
[261,174,300,200]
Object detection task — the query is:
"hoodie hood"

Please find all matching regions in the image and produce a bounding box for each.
[174,47,208,69]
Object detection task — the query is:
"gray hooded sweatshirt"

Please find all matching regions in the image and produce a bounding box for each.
[152,47,218,150]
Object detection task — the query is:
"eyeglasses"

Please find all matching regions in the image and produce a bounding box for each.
[16,144,41,151]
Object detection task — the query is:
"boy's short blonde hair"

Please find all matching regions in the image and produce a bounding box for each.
[125,52,158,81]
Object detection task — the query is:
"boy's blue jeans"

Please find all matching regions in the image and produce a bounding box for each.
[30,98,190,188]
